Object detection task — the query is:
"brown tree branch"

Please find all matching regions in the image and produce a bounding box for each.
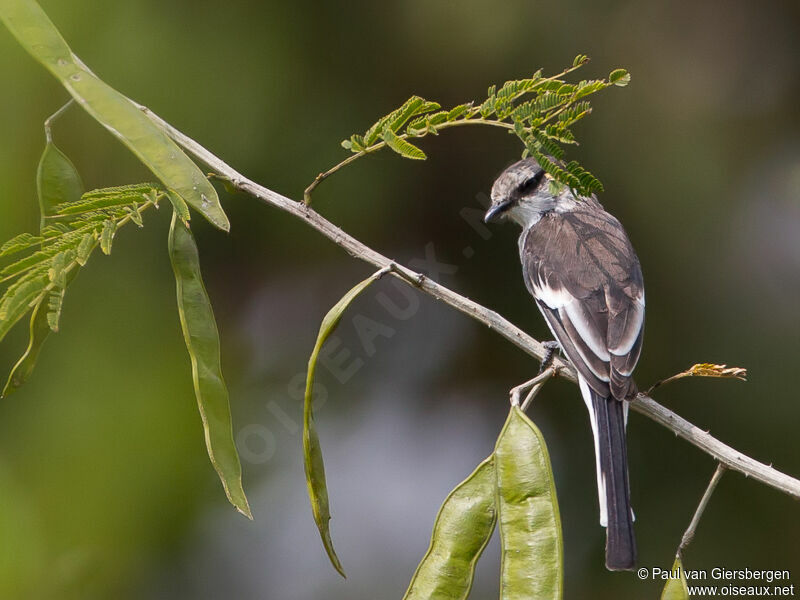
[138,104,800,501]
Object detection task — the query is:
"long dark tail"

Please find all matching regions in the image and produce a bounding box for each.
[591,389,637,571]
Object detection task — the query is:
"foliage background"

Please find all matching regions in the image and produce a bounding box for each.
[0,0,798,598]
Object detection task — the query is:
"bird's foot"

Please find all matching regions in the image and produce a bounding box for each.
[538,340,561,374]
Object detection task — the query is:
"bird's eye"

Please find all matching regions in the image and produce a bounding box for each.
[518,170,545,195]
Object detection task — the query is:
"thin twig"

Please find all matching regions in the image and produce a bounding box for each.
[303,146,382,205]
[645,363,747,396]
[510,367,556,407]
[302,118,513,205]
[679,463,727,555]
[43,99,74,144]
[138,103,800,501]
[301,62,591,204]
[302,60,594,205]
[520,366,557,412]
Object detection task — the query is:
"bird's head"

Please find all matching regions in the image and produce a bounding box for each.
[484,157,568,227]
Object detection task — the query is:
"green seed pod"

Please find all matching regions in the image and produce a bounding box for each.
[495,407,563,600]
[404,456,497,600]
[660,555,689,600]
[169,212,251,519]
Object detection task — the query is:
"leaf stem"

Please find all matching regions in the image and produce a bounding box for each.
[303,118,514,205]
[43,99,74,144]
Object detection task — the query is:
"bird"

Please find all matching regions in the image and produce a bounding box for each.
[484,156,644,571]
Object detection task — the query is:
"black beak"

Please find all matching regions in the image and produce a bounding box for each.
[484,200,511,223]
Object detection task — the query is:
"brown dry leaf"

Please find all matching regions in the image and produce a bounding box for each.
[646,363,748,395]
[687,363,748,381]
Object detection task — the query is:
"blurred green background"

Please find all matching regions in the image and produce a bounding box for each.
[1,0,798,598]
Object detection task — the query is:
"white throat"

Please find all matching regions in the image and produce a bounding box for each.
[506,193,578,228]
[506,202,548,228]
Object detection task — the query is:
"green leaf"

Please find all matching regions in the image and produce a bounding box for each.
[126,204,144,227]
[41,223,71,238]
[382,129,427,160]
[363,114,393,147]
[548,178,566,197]
[416,100,442,114]
[36,140,84,227]
[557,101,592,127]
[304,271,385,577]
[346,134,366,152]
[0,0,230,231]
[75,232,95,266]
[47,250,73,288]
[426,112,448,127]
[168,212,251,518]
[361,97,438,146]
[609,68,631,87]
[511,100,536,123]
[52,190,152,216]
[403,456,497,600]
[479,95,496,118]
[0,127,88,394]
[446,103,471,120]
[320,56,626,205]
[405,115,429,136]
[386,96,426,133]
[574,79,608,99]
[1,298,50,398]
[167,190,191,226]
[529,150,585,192]
[530,92,563,114]
[0,181,160,348]
[565,160,604,194]
[0,272,49,343]
[496,80,525,100]
[661,555,690,600]
[99,220,116,255]
[532,130,565,160]
[495,407,563,600]
[0,247,54,279]
[555,83,576,96]
[0,233,44,258]
[544,125,576,144]
[80,182,160,199]
[46,288,64,332]
[536,80,566,93]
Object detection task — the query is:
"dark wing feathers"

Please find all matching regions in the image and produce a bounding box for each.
[522,204,644,400]
[536,300,609,393]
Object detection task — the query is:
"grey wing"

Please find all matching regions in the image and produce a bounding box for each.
[522,208,645,399]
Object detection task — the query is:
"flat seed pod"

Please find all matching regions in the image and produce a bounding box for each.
[168,212,251,519]
[660,555,690,600]
[303,270,386,577]
[404,456,497,600]
[495,407,563,600]
[36,140,84,225]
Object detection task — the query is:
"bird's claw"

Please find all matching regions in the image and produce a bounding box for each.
[538,341,561,375]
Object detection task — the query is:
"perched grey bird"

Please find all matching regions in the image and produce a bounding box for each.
[484,157,644,571]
